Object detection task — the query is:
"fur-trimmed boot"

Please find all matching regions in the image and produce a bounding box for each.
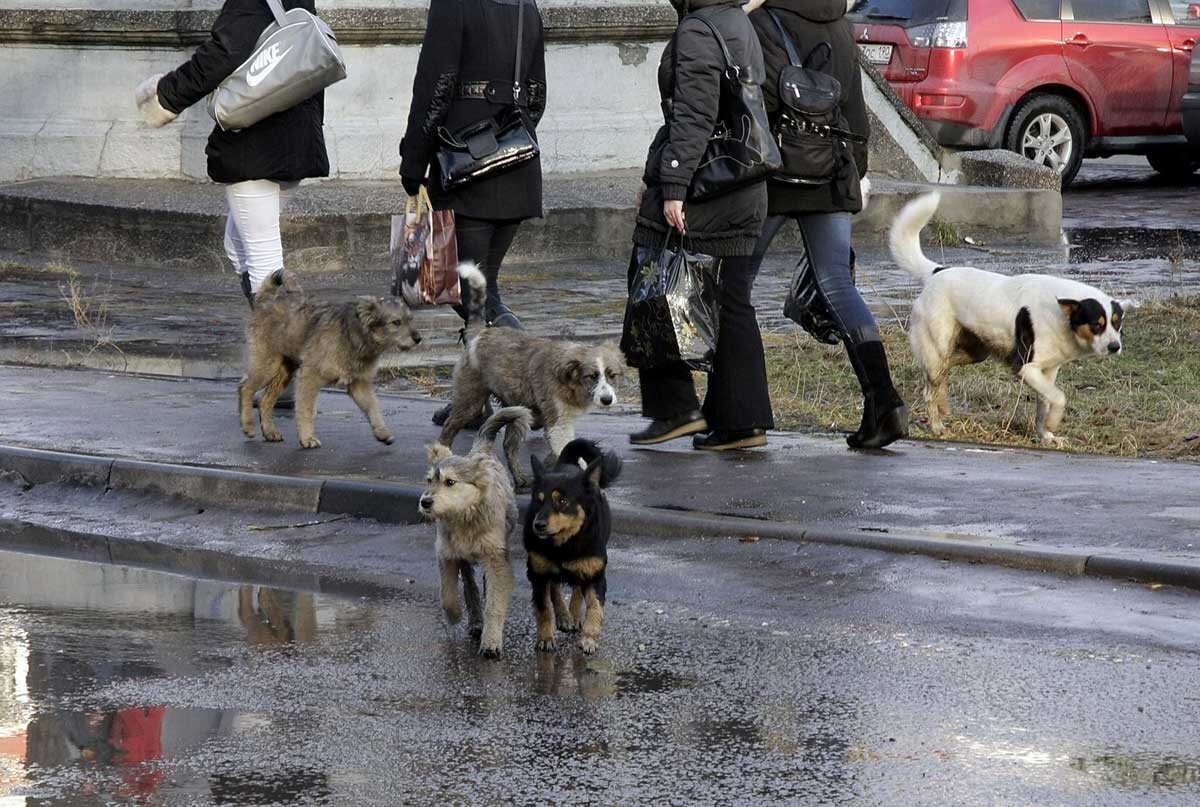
[846,340,908,450]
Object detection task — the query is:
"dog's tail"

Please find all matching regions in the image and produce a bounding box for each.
[472,405,532,457]
[558,439,622,488]
[889,192,942,283]
[457,262,486,335]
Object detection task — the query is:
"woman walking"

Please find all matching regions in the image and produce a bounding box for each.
[399,0,547,333]
[746,0,907,449]
[134,0,329,309]
[627,0,774,452]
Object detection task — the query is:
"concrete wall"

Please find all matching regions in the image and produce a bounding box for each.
[0,1,939,183]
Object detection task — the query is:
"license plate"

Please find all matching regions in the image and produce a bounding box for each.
[859,43,893,65]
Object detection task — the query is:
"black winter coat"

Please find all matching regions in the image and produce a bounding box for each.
[634,0,769,258]
[749,0,870,215]
[156,0,330,185]
[400,0,547,221]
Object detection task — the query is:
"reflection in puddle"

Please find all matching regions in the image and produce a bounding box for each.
[1072,753,1200,788]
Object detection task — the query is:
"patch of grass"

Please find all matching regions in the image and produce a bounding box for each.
[762,296,1200,460]
[55,265,126,365]
[926,218,962,246]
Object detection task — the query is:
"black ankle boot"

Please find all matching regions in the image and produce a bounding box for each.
[240,272,254,309]
[846,341,908,450]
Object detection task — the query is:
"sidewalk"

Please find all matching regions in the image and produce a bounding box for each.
[2,366,1198,589]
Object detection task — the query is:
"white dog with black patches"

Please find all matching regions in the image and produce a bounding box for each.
[891,193,1126,446]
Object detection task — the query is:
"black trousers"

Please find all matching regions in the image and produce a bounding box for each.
[455,215,521,314]
[629,251,775,432]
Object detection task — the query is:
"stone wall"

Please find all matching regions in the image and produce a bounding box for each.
[0,1,939,183]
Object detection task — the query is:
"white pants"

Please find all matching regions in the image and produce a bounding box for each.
[223,180,297,292]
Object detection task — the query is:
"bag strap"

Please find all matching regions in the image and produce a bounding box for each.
[264,0,288,27]
[513,0,526,104]
[687,13,737,73]
[765,10,802,68]
[804,42,833,71]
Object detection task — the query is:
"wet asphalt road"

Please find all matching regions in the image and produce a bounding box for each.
[1,540,1198,807]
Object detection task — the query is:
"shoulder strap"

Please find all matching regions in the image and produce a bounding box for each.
[686,12,736,71]
[514,0,526,96]
[804,42,833,71]
[765,10,802,68]
[264,0,288,27]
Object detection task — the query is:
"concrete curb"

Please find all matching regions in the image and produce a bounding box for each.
[1,443,1197,593]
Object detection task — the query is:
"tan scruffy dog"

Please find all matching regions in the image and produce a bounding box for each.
[239,270,422,449]
[419,406,532,658]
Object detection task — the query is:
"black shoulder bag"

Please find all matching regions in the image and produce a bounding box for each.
[435,0,539,190]
[685,13,782,202]
[765,9,865,186]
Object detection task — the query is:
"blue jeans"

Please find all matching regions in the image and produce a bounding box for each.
[750,212,881,346]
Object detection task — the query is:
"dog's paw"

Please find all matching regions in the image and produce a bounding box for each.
[478,642,503,659]
[299,435,322,449]
[512,474,532,492]
[443,606,463,626]
[469,624,483,641]
[536,638,558,653]
[242,426,257,440]
[374,427,395,445]
[556,617,580,634]
[262,428,284,443]
[579,637,599,655]
[1041,433,1068,449]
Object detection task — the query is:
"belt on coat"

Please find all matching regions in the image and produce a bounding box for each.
[457,80,545,107]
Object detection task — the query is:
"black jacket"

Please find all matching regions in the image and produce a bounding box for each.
[156,0,330,185]
[400,0,547,221]
[634,0,768,258]
[749,0,869,214]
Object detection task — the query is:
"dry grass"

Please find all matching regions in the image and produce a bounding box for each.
[762,296,1200,460]
[56,267,126,364]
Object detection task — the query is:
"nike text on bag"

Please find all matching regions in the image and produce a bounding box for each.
[207,0,346,131]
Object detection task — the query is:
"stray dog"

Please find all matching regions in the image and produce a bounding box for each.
[420,406,533,657]
[239,270,422,449]
[524,440,621,655]
[891,193,1126,446]
[439,265,625,481]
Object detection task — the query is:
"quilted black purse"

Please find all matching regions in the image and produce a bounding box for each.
[686,14,782,202]
[435,0,539,189]
[765,10,864,186]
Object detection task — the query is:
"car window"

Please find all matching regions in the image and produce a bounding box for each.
[1166,0,1200,24]
[849,0,967,27]
[1071,0,1153,23]
[1013,0,1061,20]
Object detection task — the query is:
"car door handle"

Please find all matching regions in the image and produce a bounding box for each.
[1066,33,1091,48]
[1180,38,1197,52]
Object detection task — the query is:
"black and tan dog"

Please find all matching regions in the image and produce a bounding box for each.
[523,440,621,655]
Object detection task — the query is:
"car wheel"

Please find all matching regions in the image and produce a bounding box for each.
[1005,94,1086,187]
[1146,150,1200,178]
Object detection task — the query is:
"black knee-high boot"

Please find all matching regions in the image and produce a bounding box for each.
[846,340,908,449]
[482,263,523,330]
[241,272,254,308]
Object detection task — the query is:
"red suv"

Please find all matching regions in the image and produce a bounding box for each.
[851,0,1200,185]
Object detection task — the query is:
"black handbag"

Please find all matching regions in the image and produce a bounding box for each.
[435,0,539,189]
[685,14,782,202]
[783,245,857,345]
[621,233,721,373]
[765,10,865,186]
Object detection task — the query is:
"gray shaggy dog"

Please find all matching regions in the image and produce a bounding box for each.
[419,406,533,658]
[439,265,625,482]
[239,270,422,449]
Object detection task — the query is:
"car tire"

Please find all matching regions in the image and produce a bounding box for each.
[1005,94,1086,188]
[1146,150,1200,178]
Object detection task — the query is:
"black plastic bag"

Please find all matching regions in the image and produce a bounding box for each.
[783,246,856,345]
[621,235,720,373]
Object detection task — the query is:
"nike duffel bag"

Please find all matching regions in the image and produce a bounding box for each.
[207,0,346,132]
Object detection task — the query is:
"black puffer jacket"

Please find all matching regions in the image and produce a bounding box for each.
[156,0,330,185]
[633,0,768,257]
[400,0,547,221]
[749,0,869,214]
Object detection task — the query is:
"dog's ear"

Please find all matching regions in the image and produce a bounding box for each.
[1058,299,1081,320]
[426,443,452,463]
[556,358,583,385]
[530,453,545,481]
[584,456,604,488]
[600,342,628,375]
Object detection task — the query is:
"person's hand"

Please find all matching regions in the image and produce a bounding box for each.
[859,175,872,211]
[134,74,176,128]
[401,177,422,197]
[743,0,767,13]
[635,186,644,207]
[664,200,686,233]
